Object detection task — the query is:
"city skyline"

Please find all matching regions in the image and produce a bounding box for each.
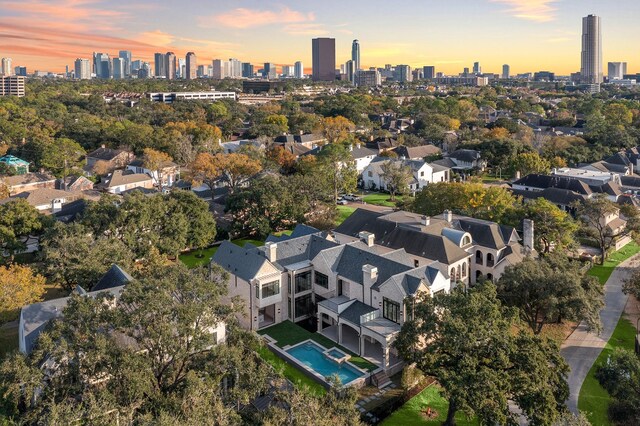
[1,1,639,75]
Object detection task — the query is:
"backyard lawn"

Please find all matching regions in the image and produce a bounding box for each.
[179,238,267,268]
[578,316,636,426]
[258,320,377,372]
[382,385,478,426]
[256,345,325,396]
[588,242,640,285]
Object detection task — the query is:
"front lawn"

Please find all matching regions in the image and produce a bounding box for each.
[382,385,478,426]
[588,242,640,285]
[258,320,377,372]
[179,238,266,269]
[363,193,403,207]
[578,316,636,426]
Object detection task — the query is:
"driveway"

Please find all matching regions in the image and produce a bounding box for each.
[561,254,640,413]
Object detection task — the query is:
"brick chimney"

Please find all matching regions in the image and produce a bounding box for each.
[358,231,375,247]
[444,210,452,223]
[421,215,430,226]
[362,264,378,305]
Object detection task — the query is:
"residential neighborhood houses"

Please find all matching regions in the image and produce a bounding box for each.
[3,74,640,425]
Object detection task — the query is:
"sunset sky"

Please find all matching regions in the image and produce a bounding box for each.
[1,0,639,75]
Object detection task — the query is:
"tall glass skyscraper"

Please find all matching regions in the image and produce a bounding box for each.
[118,50,132,77]
[581,14,602,84]
[312,38,335,81]
[351,39,360,72]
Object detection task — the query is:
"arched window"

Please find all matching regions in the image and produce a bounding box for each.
[462,235,471,246]
[457,265,461,278]
[475,250,483,265]
[476,271,482,282]
[487,273,494,282]
[450,268,456,281]
[487,253,495,267]
[462,262,467,277]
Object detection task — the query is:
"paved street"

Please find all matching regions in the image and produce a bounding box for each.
[561,254,640,413]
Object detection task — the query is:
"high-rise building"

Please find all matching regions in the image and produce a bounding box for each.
[154,53,166,78]
[165,52,177,80]
[351,39,360,72]
[118,51,131,77]
[112,58,125,80]
[93,53,111,78]
[356,70,381,87]
[197,65,206,78]
[185,52,197,80]
[228,58,242,78]
[294,61,304,79]
[177,58,185,78]
[607,62,627,81]
[212,59,227,79]
[581,14,603,84]
[242,63,254,78]
[395,65,412,83]
[423,66,435,80]
[312,38,336,81]
[263,63,277,79]
[346,60,355,84]
[74,58,91,80]
[473,62,481,74]
[131,60,143,73]
[502,64,510,79]
[1,76,25,97]
[281,65,294,77]
[1,58,12,76]
[14,66,27,77]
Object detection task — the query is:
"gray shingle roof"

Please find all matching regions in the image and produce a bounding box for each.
[92,264,133,292]
[339,300,377,326]
[212,241,270,282]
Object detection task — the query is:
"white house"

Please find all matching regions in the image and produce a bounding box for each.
[362,158,450,192]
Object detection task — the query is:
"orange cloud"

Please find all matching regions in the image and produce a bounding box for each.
[492,0,558,22]
[200,6,315,29]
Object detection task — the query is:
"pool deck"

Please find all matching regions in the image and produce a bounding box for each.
[320,325,402,368]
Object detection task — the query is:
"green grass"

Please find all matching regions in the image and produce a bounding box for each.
[362,193,403,207]
[258,320,377,372]
[179,238,266,268]
[578,317,637,426]
[588,241,640,285]
[256,345,325,396]
[382,385,478,426]
[336,205,356,225]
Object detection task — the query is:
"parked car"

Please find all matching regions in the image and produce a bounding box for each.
[337,199,348,205]
[343,194,361,201]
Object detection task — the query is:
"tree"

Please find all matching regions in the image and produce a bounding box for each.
[191,152,262,193]
[394,283,569,425]
[511,152,550,176]
[595,348,640,425]
[523,198,578,253]
[575,194,623,264]
[0,264,46,323]
[0,199,50,260]
[0,264,271,423]
[40,137,86,177]
[410,181,519,223]
[266,145,296,173]
[317,143,357,204]
[321,116,355,145]
[496,254,603,334]
[261,376,362,425]
[141,148,173,187]
[380,160,412,201]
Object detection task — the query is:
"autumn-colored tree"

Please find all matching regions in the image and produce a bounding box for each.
[266,145,296,172]
[91,160,111,176]
[485,127,511,140]
[0,264,46,323]
[511,152,550,176]
[321,116,355,144]
[191,152,262,193]
[142,148,173,187]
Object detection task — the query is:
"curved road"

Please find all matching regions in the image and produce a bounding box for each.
[561,254,640,413]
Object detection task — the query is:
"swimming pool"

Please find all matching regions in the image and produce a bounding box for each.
[285,340,365,385]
